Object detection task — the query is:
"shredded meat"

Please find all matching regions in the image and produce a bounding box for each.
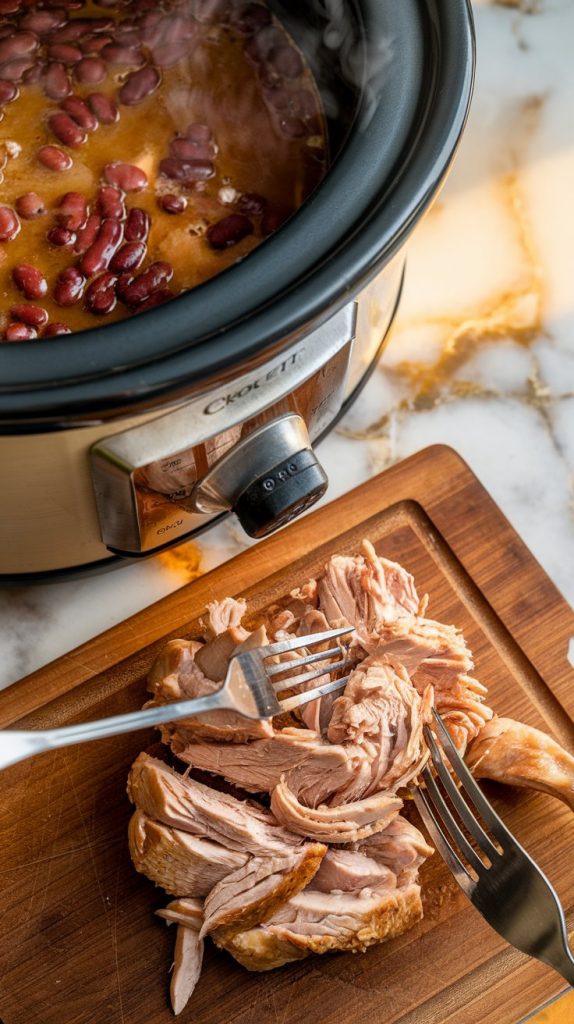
[467,716,574,810]
[219,882,423,970]
[128,539,574,1016]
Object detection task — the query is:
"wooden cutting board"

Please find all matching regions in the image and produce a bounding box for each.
[1,445,573,1024]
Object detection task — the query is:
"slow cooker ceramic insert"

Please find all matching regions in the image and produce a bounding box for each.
[0,0,475,579]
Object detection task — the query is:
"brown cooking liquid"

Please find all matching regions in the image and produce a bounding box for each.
[0,1,327,339]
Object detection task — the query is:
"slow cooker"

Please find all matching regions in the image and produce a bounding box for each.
[0,0,474,580]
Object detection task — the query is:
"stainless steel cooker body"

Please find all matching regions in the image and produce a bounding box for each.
[0,0,475,579]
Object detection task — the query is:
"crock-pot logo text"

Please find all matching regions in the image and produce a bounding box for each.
[203,350,301,415]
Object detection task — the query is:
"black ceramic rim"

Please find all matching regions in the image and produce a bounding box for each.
[0,0,475,424]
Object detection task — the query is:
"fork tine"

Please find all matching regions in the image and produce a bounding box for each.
[412,785,475,898]
[425,725,501,863]
[266,645,342,677]
[279,675,350,713]
[257,626,354,658]
[272,658,353,694]
[421,766,488,876]
[432,710,517,849]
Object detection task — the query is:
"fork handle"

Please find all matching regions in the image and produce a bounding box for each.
[0,689,233,770]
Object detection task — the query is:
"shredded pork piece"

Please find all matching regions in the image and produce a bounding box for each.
[158,902,204,1017]
[270,777,402,843]
[467,717,574,810]
[128,539,574,1016]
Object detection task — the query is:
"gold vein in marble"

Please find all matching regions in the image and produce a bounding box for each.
[157,541,203,582]
[493,0,542,14]
[339,96,546,437]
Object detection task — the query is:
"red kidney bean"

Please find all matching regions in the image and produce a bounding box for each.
[119,261,173,307]
[43,62,71,99]
[74,56,106,83]
[49,111,87,148]
[257,62,280,91]
[20,10,66,34]
[16,192,46,219]
[206,213,253,250]
[234,3,272,34]
[60,94,97,130]
[0,0,23,14]
[115,28,141,47]
[84,271,117,314]
[48,225,76,247]
[169,137,212,161]
[23,63,42,85]
[0,205,20,241]
[10,303,49,327]
[13,264,48,300]
[194,0,233,24]
[48,25,84,44]
[79,218,123,276]
[135,287,175,313]
[0,57,35,81]
[238,192,267,217]
[124,206,149,242]
[159,157,214,182]
[184,122,212,144]
[74,212,100,253]
[4,322,37,341]
[86,91,118,124]
[139,12,163,45]
[101,43,145,66]
[151,38,191,68]
[109,239,146,272]
[119,64,160,106]
[268,45,303,79]
[0,80,18,104]
[159,194,186,214]
[139,19,163,46]
[81,34,112,54]
[265,84,290,111]
[43,321,72,335]
[54,266,85,305]
[47,42,82,64]
[155,15,178,46]
[103,161,147,192]
[0,32,38,64]
[97,185,125,219]
[293,89,317,117]
[143,13,170,45]
[57,191,88,230]
[278,115,306,139]
[51,19,107,43]
[37,144,72,170]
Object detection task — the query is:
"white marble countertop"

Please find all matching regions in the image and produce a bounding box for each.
[1,0,573,690]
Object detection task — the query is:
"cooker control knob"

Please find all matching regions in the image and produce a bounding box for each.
[190,414,328,539]
[234,447,328,538]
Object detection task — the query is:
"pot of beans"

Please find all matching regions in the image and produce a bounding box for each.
[0,0,474,579]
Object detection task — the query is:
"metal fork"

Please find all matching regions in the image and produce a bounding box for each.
[0,626,354,771]
[412,709,574,985]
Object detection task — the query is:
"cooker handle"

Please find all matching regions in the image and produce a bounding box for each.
[190,413,328,538]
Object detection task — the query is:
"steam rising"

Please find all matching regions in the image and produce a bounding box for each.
[306,0,395,124]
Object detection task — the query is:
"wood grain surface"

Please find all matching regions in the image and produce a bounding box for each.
[0,445,573,1024]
